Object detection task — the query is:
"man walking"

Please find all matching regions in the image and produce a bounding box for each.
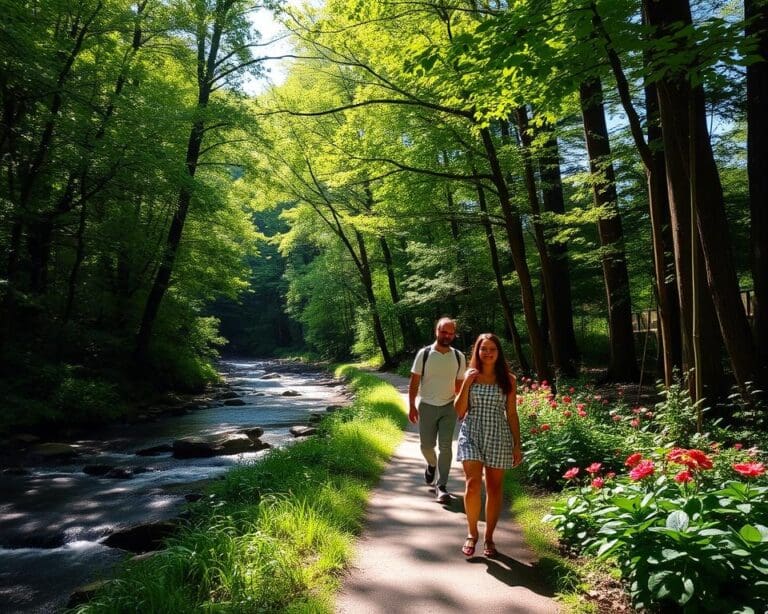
[409,317,466,504]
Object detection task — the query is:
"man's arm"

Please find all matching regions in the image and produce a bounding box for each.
[408,373,421,424]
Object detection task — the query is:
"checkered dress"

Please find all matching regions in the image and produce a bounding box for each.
[457,383,514,469]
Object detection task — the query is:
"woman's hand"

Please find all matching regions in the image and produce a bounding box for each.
[464,367,479,384]
[512,448,523,468]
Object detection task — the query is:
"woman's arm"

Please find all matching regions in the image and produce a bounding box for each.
[506,374,522,466]
[454,368,478,419]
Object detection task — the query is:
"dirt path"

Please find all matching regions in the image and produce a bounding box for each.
[335,372,559,614]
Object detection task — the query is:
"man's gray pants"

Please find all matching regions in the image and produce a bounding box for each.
[418,401,456,488]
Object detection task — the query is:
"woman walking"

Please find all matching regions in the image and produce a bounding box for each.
[454,333,522,557]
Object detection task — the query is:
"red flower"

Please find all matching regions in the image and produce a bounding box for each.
[629,460,655,481]
[733,462,766,478]
[517,396,524,404]
[586,462,602,474]
[563,467,580,480]
[562,395,572,404]
[591,477,605,489]
[549,400,558,408]
[625,453,643,468]
[541,380,549,388]
[668,448,713,471]
[576,403,585,411]
[530,427,539,435]
[674,470,693,483]
[540,423,551,432]
[563,410,572,418]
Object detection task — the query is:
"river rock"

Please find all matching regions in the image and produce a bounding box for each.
[28,442,79,459]
[223,398,246,406]
[83,464,113,476]
[241,427,264,440]
[215,433,253,455]
[260,372,281,379]
[325,404,345,412]
[102,520,178,553]
[289,426,317,437]
[135,444,173,456]
[216,391,240,400]
[105,467,134,479]
[67,580,110,608]
[281,390,301,397]
[172,437,217,459]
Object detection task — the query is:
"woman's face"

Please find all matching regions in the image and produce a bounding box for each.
[477,338,499,365]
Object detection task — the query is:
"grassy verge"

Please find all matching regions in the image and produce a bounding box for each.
[72,366,406,613]
[505,471,603,614]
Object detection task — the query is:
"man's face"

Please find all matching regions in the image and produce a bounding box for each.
[435,323,456,347]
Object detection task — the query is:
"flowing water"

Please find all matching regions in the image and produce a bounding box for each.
[0,359,346,613]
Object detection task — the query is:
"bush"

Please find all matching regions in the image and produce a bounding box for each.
[545,447,768,612]
[53,374,124,423]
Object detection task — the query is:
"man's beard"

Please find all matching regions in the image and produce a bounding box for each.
[436,337,451,348]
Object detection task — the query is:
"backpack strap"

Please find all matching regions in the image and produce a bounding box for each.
[421,346,464,379]
[420,345,432,378]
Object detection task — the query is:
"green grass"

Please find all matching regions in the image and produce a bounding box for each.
[72,366,406,613]
[505,470,601,614]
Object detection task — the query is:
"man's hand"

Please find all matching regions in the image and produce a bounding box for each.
[408,406,419,424]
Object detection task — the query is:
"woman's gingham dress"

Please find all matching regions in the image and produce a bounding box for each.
[457,383,514,469]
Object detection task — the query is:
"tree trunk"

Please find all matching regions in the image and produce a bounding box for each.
[746,0,768,386]
[357,231,392,366]
[644,0,762,394]
[475,179,530,372]
[479,126,551,381]
[579,77,638,381]
[379,235,419,350]
[537,126,580,371]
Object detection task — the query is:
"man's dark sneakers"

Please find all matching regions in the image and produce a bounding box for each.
[436,485,450,504]
[424,464,436,485]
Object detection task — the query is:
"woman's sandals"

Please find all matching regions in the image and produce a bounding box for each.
[483,540,497,557]
[462,536,478,556]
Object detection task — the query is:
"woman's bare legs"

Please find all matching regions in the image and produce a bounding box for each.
[462,460,484,540]
[483,467,506,545]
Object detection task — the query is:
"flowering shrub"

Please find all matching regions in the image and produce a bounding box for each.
[545,448,768,612]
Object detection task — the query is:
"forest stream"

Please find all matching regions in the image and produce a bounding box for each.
[0,360,347,613]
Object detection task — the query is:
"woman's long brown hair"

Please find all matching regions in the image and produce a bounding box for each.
[469,333,513,396]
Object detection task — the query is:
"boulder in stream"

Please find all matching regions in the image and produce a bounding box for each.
[135,444,173,456]
[289,426,317,438]
[215,433,253,455]
[260,372,281,379]
[241,427,264,440]
[281,390,301,397]
[223,398,246,406]
[172,437,217,458]
[216,390,240,400]
[28,442,80,459]
[102,520,178,553]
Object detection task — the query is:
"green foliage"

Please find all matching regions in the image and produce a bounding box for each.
[545,451,768,613]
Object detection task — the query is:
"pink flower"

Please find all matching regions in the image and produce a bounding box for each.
[612,414,621,422]
[531,383,539,391]
[630,419,640,428]
[517,396,524,404]
[591,477,605,489]
[541,380,549,388]
[586,462,602,474]
[602,399,609,405]
[563,410,572,418]
[562,395,572,404]
[674,470,693,483]
[733,462,766,478]
[629,460,655,481]
[594,394,601,401]
[578,409,587,417]
[540,423,551,432]
[734,443,743,450]
[625,453,643,468]
[549,400,558,408]
[576,403,585,411]
[606,472,616,479]
[569,386,575,394]
[644,411,654,419]
[563,467,580,480]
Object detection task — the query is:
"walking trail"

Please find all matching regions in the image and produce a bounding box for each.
[335,372,560,614]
